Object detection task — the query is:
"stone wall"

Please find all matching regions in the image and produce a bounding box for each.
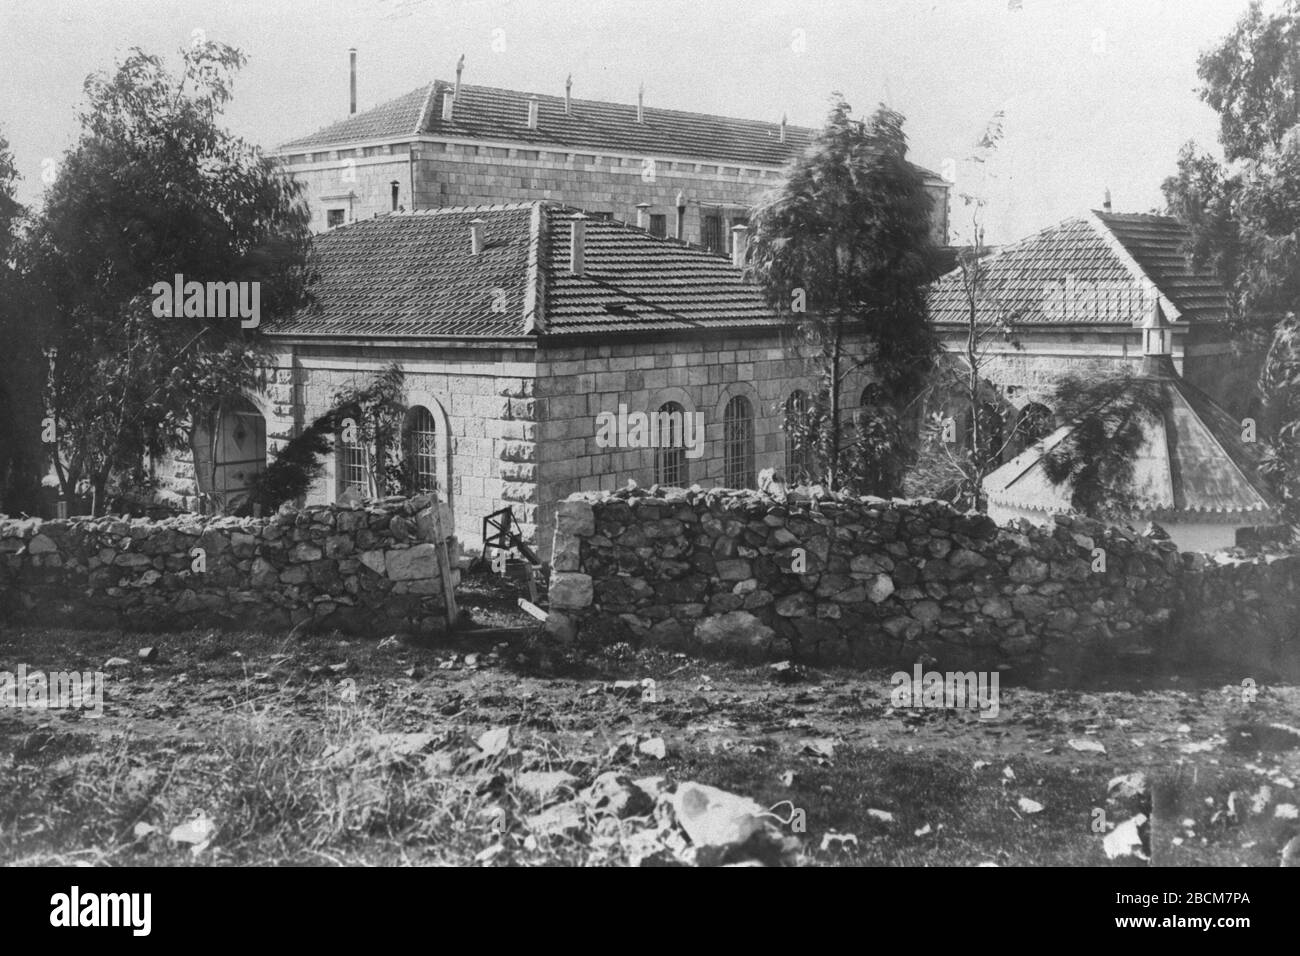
[533,330,876,560]
[547,487,1300,677]
[0,496,458,635]
[283,143,950,247]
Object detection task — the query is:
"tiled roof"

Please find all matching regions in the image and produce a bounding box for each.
[1093,212,1230,324]
[541,209,782,336]
[984,366,1280,520]
[280,85,432,150]
[266,204,537,338]
[929,212,1228,327]
[263,202,784,339]
[279,80,942,179]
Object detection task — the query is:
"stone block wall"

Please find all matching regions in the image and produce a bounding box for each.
[0,496,458,636]
[283,141,952,247]
[547,487,1300,677]
[532,331,874,560]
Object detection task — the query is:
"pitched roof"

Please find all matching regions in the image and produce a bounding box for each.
[983,364,1280,521]
[279,80,942,179]
[263,202,784,339]
[928,212,1228,327]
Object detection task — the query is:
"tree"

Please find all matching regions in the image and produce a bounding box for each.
[1161,1,1300,515]
[23,42,311,515]
[0,127,43,515]
[1040,373,1171,520]
[748,96,939,494]
[907,110,1026,510]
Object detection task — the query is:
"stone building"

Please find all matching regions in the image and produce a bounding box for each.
[982,305,1282,552]
[927,209,1262,462]
[158,202,880,560]
[274,61,950,247]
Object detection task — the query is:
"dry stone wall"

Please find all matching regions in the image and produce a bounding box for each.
[0,497,458,635]
[548,487,1300,677]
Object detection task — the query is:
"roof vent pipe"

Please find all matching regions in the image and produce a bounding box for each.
[527,96,539,129]
[470,218,485,256]
[675,190,686,240]
[636,202,650,229]
[779,113,786,143]
[349,48,357,115]
[565,74,572,114]
[570,214,587,276]
[637,83,644,123]
[1103,186,1112,212]
[454,54,464,96]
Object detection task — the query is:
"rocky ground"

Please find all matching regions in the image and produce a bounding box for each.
[1,571,1298,866]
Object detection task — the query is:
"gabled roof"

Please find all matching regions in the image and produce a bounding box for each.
[983,364,1280,521]
[263,202,784,340]
[928,212,1229,327]
[279,79,942,179]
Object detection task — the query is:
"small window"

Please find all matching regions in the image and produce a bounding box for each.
[648,214,667,237]
[336,408,369,499]
[404,406,439,494]
[701,214,723,253]
[724,395,755,488]
[326,209,346,228]
[654,402,687,487]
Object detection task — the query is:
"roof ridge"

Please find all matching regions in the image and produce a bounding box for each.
[1085,210,1183,323]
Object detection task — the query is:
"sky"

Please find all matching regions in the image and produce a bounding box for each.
[0,0,1266,244]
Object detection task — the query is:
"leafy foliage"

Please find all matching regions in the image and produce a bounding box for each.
[241,364,408,515]
[1040,373,1171,519]
[750,96,939,491]
[1160,2,1300,518]
[22,42,311,513]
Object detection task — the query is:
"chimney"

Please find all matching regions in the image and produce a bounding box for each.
[730,224,749,268]
[635,202,650,229]
[454,54,464,96]
[570,214,587,276]
[442,91,454,121]
[1103,186,1112,212]
[565,74,572,114]
[390,181,399,212]
[349,48,357,115]
[470,218,485,255]
[779,113,787,143]
[675,190,686,240]
[527,96,539,129]
[637,83,645,123]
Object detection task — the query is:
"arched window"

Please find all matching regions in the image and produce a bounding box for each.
[653,401,687,487]
[1013,403,1054,455]
[784,390,812,483]
[192,395,266,508]
[724,395,755,488]
[404,406,438,494]
[336,405,369,499]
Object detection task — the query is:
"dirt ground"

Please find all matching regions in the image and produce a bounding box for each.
[1,571,1298,866]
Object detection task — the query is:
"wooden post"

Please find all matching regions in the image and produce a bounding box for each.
[427,496,459,630]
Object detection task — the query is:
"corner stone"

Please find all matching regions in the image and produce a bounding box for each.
[549,572,594,609]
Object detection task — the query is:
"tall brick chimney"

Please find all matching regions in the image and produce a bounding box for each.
[349,48,357,115]
[731,224,749,267]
